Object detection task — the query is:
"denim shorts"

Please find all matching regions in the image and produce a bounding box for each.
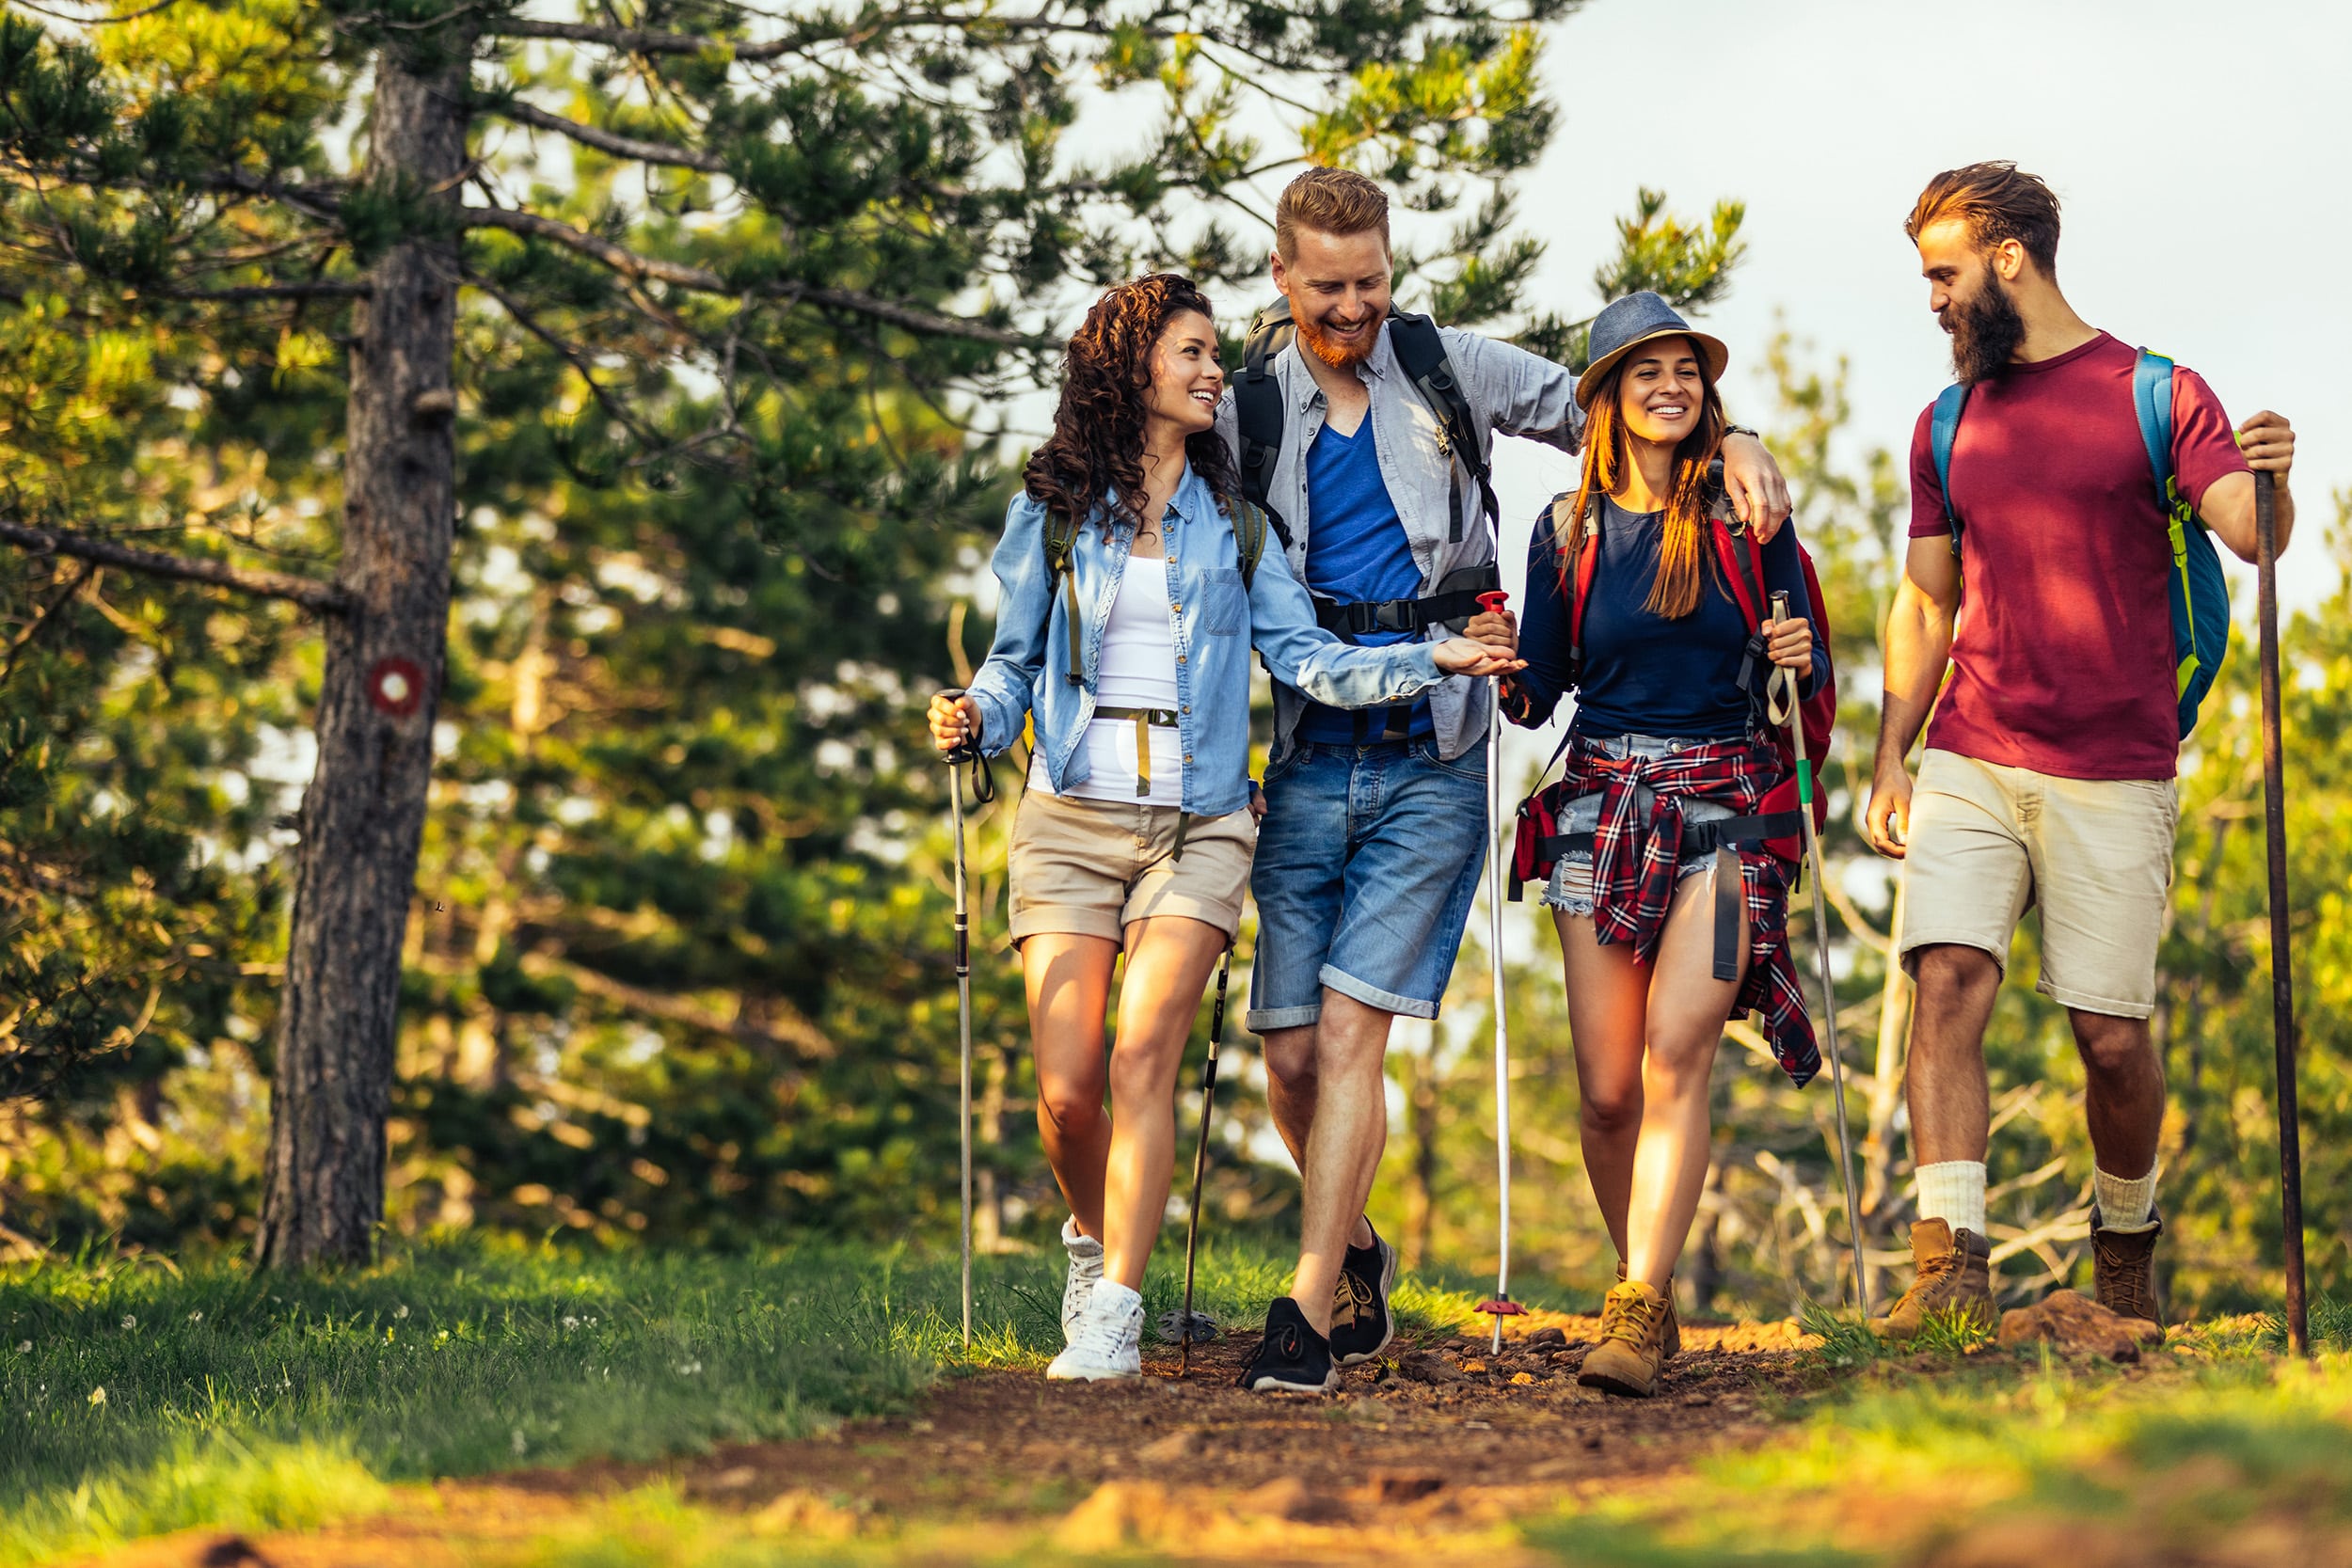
[1541,734,1735,916]
[1246,737,1488,1029]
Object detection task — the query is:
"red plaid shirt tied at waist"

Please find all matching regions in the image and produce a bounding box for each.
[1558,730,1819,1085]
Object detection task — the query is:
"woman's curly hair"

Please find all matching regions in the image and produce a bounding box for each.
[1025,274,1242,536]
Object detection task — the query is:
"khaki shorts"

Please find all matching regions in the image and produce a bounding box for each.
[1008,789,1253,945]
[1898,749,2177,1018]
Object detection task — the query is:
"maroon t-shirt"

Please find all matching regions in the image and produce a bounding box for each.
[1906,331,2248,781]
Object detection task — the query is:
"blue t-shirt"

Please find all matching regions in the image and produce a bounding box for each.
[1513,495,1826,739]
[1295,412,1435,743]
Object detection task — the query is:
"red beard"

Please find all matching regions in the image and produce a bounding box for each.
[1295,312,1376,369]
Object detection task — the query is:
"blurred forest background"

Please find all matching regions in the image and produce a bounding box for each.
[1,0,2342,1318]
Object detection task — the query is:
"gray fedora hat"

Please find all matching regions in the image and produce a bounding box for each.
[1576,291,1728,409]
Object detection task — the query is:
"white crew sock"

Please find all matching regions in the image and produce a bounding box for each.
[2094,1165,2160,1233]
[1915,1160,1987,1239]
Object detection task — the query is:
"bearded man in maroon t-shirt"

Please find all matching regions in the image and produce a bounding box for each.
[1865,162,2296,1336]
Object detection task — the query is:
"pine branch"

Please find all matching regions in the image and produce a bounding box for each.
[461,204,1029,345]
[151,282,370,302]
[489,98,726,174]
[0,521,348,613]
[484,16,798,61]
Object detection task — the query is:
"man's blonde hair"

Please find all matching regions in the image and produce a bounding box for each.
[1274,167,1391,261]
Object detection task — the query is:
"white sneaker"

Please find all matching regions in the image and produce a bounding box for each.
[1047,1281,1143,1381]
[1060,1216,1104,1347]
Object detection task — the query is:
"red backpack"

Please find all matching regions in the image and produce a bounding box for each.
[1509,492,1836,895]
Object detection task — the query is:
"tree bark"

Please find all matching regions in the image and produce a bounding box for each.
[256,25,473,1267]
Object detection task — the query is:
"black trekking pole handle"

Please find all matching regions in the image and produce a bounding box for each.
[937,688,995,805]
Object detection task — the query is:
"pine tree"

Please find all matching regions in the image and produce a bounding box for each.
[3,0,1658,1262]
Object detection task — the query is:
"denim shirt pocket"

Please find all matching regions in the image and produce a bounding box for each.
[1200,567,1246,636]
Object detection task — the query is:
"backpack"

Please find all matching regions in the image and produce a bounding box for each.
[1038,498,1272,686]
[1233,299,1500,548]
[1928,349,2229,739]
[1506,490,1837,898]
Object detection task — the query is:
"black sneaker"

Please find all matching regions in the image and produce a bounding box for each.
[1329,1223,1397,1366]
[1237,1296,1341,1394]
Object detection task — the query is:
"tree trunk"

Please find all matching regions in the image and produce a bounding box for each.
[256,28,472,1266]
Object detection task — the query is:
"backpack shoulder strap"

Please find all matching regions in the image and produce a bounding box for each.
[2132,349,2185,519]
[1708,496,1770,633]
[1389,310,1498,544]
[1040,503,1086,687]
[1929,382,1968,556]
[1549,493,1601,673]
[1230,499,1270,590]
[1235,300,1295,550]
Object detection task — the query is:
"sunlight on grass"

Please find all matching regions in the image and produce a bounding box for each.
[0,1438,389,1566]
[1526,1308,2352,1567]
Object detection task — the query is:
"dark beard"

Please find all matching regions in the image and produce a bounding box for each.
[1945,274,2026,386]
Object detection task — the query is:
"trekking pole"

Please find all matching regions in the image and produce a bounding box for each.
[2252,470,2310,1357]
[1767,594,1869,1319]
[1471,590,1525,1354]
[1174,945,1233,1377]
[940,689,994,1351]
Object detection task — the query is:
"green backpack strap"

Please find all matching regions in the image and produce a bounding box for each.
[1230,499,1270,590]
[1041,504,1085,687]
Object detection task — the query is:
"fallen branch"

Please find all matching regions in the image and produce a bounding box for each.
[0,521,348,613]
[518,949,836,1061]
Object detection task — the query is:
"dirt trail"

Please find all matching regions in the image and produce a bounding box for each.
[83,1311,1828,1567]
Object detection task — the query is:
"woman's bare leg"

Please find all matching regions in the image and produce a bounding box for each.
[1099,915,1230,1290]
[1556,910,1649,1261]
[1023,932,1119,1241]
[1623,873,1746,1291]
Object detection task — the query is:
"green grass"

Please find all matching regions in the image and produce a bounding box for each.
[0,1238,945,1562]
[10,1231,2344,1568]
[1523,1299,2352,1567]
[0,1231,1497,1564]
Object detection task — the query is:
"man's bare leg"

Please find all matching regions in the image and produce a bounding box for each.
[1905,943,2001,1164]
[2070,1010,2163,1180]
[1289,990,1394,1337]
[1263,1021,1376,1255]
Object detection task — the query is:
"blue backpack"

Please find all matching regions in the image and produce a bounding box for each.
[1929,349,2229,739]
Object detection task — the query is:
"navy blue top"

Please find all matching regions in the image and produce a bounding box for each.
[1513,494,1827,739]
[1295,411,1435,743]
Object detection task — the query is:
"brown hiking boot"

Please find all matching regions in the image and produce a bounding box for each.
[1579,1280,1671,1398]
[1867,1219,1995,1340]
[2090,1207,2164,1329]
[1616,1259,1681,1359]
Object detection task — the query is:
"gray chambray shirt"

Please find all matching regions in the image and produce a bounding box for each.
[1213,321,1584,763]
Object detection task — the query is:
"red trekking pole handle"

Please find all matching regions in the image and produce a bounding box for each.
[1477,591,1510,615]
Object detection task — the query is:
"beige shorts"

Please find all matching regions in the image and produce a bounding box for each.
[1008,789,1253,945]
[1898,749,2177,1018]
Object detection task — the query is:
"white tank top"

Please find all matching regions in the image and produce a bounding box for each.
[1029,553,1184,805]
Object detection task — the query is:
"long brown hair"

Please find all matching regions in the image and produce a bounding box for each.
[1552,339,1727,619]
[1025,274,1242,537]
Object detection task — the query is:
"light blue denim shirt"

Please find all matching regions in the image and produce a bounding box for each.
[965,464,1448,818]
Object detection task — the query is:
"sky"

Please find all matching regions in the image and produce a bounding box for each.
[1484,0,2351,617]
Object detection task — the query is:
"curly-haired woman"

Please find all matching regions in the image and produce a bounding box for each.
[1502,293,1826,1397]
[930,275,1518,1383]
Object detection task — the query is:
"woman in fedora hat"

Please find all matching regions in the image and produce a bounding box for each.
[1502,291,1828,1397]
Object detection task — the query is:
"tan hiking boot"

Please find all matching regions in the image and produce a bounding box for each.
[2090,1207,2164,1329]
[1867,1219,1995,1340]
[1616,1259,1681,1359]
[1579,1280,1672,1398]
